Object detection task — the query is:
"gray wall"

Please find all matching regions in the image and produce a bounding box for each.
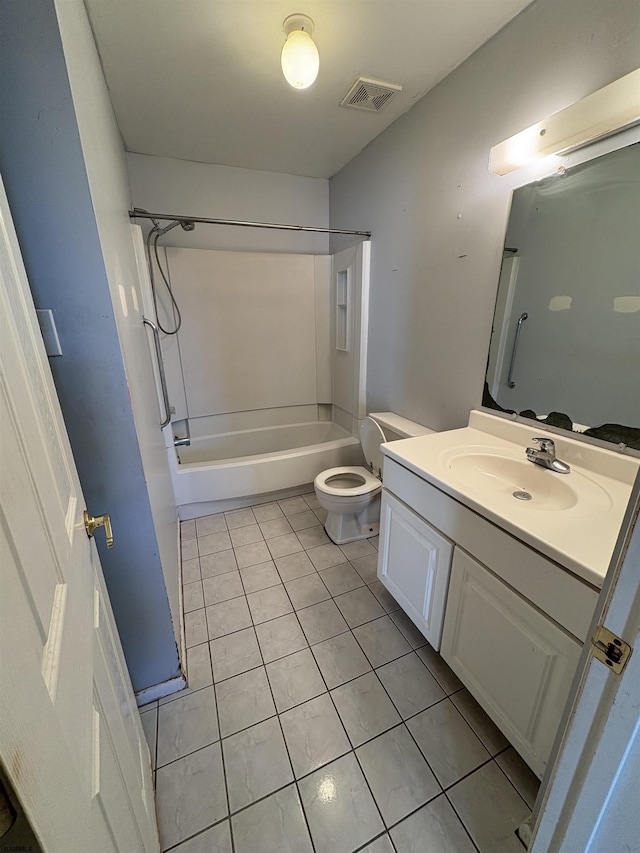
[0,0,180,693]
[329,0,640,432]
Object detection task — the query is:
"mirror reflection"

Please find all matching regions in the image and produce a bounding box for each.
[484,142,640,450]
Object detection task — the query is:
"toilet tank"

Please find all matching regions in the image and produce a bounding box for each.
[369,412,435,442]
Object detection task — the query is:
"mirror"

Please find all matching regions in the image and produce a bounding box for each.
[484,142,640,451]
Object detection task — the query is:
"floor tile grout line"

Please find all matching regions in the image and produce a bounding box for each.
[492,751,538,810]
[443,789,483,853]
[209,637,235,853]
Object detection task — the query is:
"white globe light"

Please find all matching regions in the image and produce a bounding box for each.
[281,28,319,89]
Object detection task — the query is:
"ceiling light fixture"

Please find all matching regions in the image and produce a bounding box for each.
[489,68,640,175]
[281,14,319,90]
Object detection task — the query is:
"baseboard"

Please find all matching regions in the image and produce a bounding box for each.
[135,672,187,708]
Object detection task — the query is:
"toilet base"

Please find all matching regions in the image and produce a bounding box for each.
[323,497,380,545]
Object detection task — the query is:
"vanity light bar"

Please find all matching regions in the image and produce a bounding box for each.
[489,68,640,175]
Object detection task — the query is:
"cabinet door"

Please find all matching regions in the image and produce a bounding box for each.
[378,490,453,650]
[441,548,582,777]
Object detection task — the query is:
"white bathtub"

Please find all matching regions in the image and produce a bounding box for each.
[169,421,362,515]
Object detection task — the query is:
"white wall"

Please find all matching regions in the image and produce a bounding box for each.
[162,247,331,428]
[127,153,329,254]
[329,0,640,432]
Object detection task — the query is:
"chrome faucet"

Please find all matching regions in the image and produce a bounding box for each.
[526,437,571,474]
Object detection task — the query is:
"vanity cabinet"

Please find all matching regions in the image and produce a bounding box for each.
[377,454,599,778]
[378,491,453,650]
[441,548,582,777]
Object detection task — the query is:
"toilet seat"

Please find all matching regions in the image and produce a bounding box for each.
[314,465,381,497]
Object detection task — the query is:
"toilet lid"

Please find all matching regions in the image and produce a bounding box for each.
[359,417,386,473]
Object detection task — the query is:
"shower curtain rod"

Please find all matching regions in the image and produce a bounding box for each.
[129,208,371,237]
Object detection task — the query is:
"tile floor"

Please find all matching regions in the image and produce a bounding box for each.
[140,492,540,853]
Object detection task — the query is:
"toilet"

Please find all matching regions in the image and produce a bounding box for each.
[314,412,434,545]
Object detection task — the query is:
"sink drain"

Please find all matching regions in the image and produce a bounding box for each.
[513,490,532,501]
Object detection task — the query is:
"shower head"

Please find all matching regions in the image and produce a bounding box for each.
[153,218,196,237]
[181,220,196,232]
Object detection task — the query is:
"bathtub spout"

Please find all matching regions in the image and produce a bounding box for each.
[174,435,191,447]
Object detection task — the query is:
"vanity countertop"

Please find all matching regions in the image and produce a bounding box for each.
[382,410,639,588]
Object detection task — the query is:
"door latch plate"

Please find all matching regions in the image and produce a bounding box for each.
[590,625,632,674]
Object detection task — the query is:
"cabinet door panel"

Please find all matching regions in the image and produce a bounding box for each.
[441,548,581,777]
[378,490,453,650]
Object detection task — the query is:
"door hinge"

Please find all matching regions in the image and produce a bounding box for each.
[590,625,632,674]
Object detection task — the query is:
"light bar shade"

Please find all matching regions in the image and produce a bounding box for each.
[490,68,640,175]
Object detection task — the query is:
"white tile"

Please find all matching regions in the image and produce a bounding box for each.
[234,540,272,569]
[376,652,445,719]
[496,748,540,809]
[215,666,275,737]
[357,725,440,826]
[451,688,509,755]
[278,496,309,516]
[297,599,349,645]
[246,584,293,624]
[318,562,364,596]
[252,502,284,522]
[368,581,400,613]
[334,587,385,628]
[225,507,256,529]
[182,557,201,585]
[296,525,331,549]
[202,571,244,606]
[198,530,233,556]
[416,646,464,695]
[181,538,199,562]
[185,642,213,693]
[339,539,376,561]
[200,549,237,579]
[331,672,401,748]
[407,699,491,788]
[389,609,427,649]
[274,551,316,582]
[302,492,320,509]
[266,648,326,713]
[313,507,328,523]
[307,543,346,571]
[298,753,384,853]
[258,517,293,539]
[195,513,227,537]
[311,631,371,689]
[284,573,330,610]
[288,510,320,531]
[390,795,476,853]
[359,835,395,853]
[183,580,205,613]
[255,612,308,663]
[280,694,351,778]
[171,821,232,853]
[157,686,219,767]
[185,608,208,648]
[239,560,280,594]
[209,627,261,682]
[353,615,411,667]
[231,784,313,853]
[230,523,264,548]
[206,596,252,640]
[140,707,157,770]
[448,762,530,852]
[351,553,379,584]
[155,743,227,850]
[181,519,196,540]
[222,716,293,812]
[267,533,304,559]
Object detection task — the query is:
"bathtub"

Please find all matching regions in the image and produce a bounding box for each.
[168,421,362,516]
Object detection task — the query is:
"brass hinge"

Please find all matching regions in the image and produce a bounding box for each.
[590,625,632,675]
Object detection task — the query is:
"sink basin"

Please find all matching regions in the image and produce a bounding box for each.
[441,448,613,514]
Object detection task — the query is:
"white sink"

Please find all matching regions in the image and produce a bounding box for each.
[381,410,640,586]
[441,447,613,514]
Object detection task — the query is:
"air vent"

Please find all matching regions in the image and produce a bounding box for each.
[340,77,403,113]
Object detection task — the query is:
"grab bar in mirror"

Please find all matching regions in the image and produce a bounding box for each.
[143,317,171,428]
[507,312,528,389]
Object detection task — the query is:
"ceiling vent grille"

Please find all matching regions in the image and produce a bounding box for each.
[340,77,403,113]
